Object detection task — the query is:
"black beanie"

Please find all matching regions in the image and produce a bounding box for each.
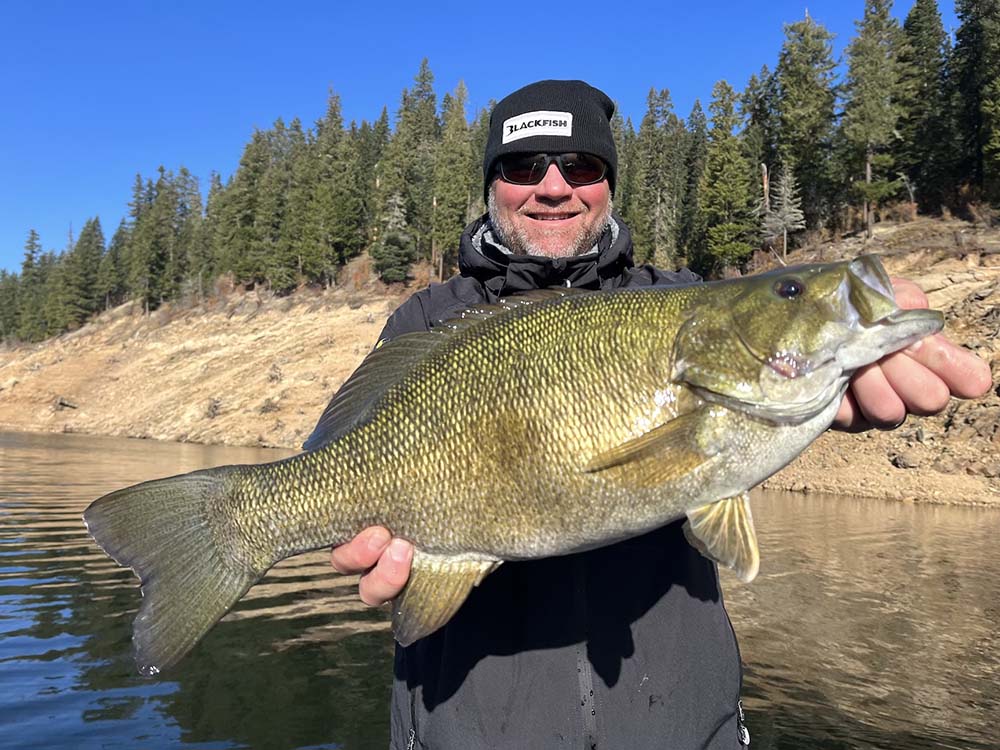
[482,80,617,200]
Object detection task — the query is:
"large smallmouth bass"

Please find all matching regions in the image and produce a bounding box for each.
[84,255,943,675]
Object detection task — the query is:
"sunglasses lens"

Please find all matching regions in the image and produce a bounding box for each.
[497,153,608,186]
[499,154,547,184]
[559,153,606,185]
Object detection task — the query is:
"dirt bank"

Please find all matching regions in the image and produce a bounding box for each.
[1,220,997,506]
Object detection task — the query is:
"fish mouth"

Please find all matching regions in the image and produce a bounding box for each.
[833,306,944,370]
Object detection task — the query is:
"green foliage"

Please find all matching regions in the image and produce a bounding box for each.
[433,83,473,272]
[775,14,838,228]
[17,230,48,341]
[96,220,128,309]
[695,81,756,276]
[467,103,493,220]
[627,89,689,267]
[55,217,105,328]
[378,60,440,260]
[326,125,369,267]
[951,0,1000,205]
[370,230,415,283]
[842,0,908,233]
[897,0,955,211]
[13,33,1000,344]
[0,269,18,341]
[679,100,708,261]
[741,66,781,179]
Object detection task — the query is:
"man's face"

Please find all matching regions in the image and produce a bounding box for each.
[488,160,612,259]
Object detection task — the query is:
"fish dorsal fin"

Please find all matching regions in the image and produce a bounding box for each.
[391,552,502,646]
[303,332,445,451]
[303,288,585,452]
[583,408,714,488]
[683,493,760,582]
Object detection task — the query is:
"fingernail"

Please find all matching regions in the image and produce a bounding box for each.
[388,539,411,564]
[367,528,390,552]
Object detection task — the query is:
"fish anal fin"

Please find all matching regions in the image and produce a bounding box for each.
[683,492,760,582]
[392,552,502,647]
[583,409,712,488]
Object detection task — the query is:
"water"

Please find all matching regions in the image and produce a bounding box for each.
[1,431,998,749]
[725,493,1000,750]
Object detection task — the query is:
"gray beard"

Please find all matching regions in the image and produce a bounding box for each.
[486,182,613,257]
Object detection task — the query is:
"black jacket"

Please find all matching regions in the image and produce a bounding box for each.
[323,216,748,749]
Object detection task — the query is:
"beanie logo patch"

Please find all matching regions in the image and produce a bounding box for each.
[501,111,573,144]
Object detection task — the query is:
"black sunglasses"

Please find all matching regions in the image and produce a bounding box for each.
[497,152,608,187]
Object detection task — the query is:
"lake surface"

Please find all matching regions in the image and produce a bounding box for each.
[1,431,998,750]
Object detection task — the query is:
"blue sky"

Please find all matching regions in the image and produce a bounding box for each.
[1,0,959,273]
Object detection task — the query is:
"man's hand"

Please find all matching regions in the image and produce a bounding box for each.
[330,527,413,605]
[833,277,993,431]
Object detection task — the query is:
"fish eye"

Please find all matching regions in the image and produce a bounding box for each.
[774,278,805,300]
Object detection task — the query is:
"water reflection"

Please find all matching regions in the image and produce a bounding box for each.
[725,492,1000,750]
[0,431,393,750]
[1,431,998,749]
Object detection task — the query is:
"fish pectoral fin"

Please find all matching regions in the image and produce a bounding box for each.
[683,492,760,583]
[391,552,502,647]
[583,409,712,486]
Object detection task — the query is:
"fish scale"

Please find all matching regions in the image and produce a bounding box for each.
[83,255,944,675]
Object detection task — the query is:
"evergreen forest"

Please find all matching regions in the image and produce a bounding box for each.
[3,0,999,345]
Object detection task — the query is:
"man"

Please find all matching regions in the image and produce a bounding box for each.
[314,80,991,748]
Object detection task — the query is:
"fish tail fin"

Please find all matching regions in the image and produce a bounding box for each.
[83,466,265,676]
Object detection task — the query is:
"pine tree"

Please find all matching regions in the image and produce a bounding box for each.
[842,0,907,237]
[218,131,271,287]
[897,0,954,211]
[379,60,440,258]
[610,108,631,218]
[17,230,47,341]
[120,174,152,301]
[951,0,1000,205]
[205,172,232,286]
[253,120,294,290]
[763,164,806,257]
[354,114,386,243]
[679,100,709,260]
[96,220,128,310]
[303,92,349,287]
[775,14,838,228]
[466,103,493,222]
[741,66,781,180]
[696,81,756,275]
[0,270,18,341]
[184,170,218,299]
[433,83,473,277]
[628,89,689,267]
[174,167,204,300]
[370,229,416,283]
[43,251,76,335]
[60,217,105,326]
[125,176,159,310]
[326,123,368,267]
[278,120,319,287]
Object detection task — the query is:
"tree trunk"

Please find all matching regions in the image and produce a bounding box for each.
[865,147,873,240]
[761,164,770,214]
